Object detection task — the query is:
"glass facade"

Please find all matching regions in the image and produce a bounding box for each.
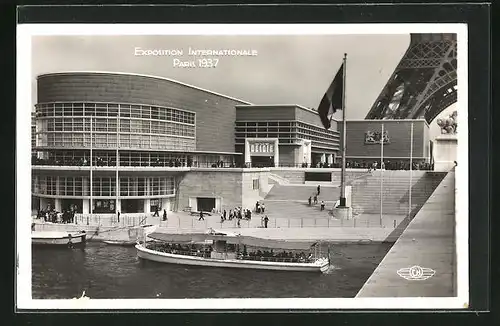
[35,102,196,151]
[33,175,176,198]
[235,120,340,151]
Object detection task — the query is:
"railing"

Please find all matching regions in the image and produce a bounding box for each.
[72,214,147,227]
[158,215,399,229]
[32,158,433,171]
[145,246,316,264]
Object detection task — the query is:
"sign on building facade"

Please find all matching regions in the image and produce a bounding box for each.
[365,130,390,144]
[249,142,274,154]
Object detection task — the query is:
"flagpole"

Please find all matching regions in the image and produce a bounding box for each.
[380,123,384,226]
[340,53,347,207]
[89,116,93,225]
[409,122,414,216]
[116,110,120,223]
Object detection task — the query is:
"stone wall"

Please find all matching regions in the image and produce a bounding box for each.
[177,170,243,212]
[176,169,270,212]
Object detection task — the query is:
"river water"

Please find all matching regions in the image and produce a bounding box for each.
[32,242,392,299]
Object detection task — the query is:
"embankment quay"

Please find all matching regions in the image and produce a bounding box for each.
[32,210,405,244]
[356,171,456,297]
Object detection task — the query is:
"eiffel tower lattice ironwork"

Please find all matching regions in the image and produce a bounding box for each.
[365,33,457,124]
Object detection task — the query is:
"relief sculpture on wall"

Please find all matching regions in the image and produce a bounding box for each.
[365,130,390,144]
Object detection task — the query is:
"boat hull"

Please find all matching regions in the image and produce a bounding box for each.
[136,245,328,272]
[32,231,86,246]
[103,240,137,246]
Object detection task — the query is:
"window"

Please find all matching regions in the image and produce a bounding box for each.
[253,179,259,190]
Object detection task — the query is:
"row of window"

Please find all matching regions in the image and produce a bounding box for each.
[34,150,234,168]
[38,118,195,136]
[235,121,340,150]
[36,102,195,124]
[37,133,196,151]
[33,176,176,197]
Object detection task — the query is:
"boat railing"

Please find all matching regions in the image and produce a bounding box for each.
[239,255,315,264]
[145,244,316,264]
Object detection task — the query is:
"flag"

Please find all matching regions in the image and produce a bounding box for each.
[318,63,344,130]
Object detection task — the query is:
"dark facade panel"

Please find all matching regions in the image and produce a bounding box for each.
[235,106,296,121]
[279,146,298,165]
[344,120,427,159]
[37,73,249,153]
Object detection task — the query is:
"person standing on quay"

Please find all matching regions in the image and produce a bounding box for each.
[199,210,204,221]
[223,209,227,221]
[117,211,120,223]
[261,203,265,214]
[264,215,269,228]
[153,207,159,217]
[317,185,321,196]
[163,209,167,221]
[320,201,325,211]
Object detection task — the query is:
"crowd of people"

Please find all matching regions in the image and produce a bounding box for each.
[146,242,314,263]
[346,160,434,171]
[146,242,213,258]
[32,155,433,171]
[36,208,76,224]
[243,250,313,263]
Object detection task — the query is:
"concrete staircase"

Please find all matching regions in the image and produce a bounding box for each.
[351,171,446,215]
[264,184,340,201]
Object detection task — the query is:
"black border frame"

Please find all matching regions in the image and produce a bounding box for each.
[5,1,493,324]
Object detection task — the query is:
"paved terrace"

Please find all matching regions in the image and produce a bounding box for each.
[356,171,456,297]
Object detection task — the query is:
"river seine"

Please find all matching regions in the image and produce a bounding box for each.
[32,242,392,299]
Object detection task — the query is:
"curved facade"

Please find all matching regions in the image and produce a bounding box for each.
[37,72,250,153]
[33,72,250,214]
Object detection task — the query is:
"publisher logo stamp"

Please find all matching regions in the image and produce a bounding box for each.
[397,265,436,281]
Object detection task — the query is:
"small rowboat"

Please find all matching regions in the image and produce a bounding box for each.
[32,231,87,247]
[103,240,138,246]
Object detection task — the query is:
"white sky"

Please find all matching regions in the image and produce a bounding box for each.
[30,34,457,135]
[32,34,411,120]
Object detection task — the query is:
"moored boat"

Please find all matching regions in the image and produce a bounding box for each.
[136,229,330,273]
[32,231,87,247]
[103,240,138,246]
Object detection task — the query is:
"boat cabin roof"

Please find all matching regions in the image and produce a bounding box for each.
[147,230,317,251]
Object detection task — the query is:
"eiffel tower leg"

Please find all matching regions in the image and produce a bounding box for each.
[365,34,457,124]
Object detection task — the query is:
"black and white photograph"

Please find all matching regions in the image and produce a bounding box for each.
[16,23,468,310]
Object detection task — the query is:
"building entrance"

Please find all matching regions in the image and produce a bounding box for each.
[197,197,216,213]
[61,199,83,213]
[122,199,144,213]
[251,156,274,167]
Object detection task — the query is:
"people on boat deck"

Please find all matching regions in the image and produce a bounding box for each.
[147,242,316,263]
[320,201,325,211]
[153,208,159,217]
[317,185,321,195]
[308,196,312,206]
[163,209,167,221]
[199,211,205,221]
[313,195,318,205]
[264,215,269,228]
[223,210,227,220]
[261,203,265,213]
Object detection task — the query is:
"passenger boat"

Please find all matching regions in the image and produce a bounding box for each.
[136,228,330,273]
[31,231,87,247]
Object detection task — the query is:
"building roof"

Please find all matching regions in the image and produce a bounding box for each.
[37,71,253,105]
[235,104,340,122]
